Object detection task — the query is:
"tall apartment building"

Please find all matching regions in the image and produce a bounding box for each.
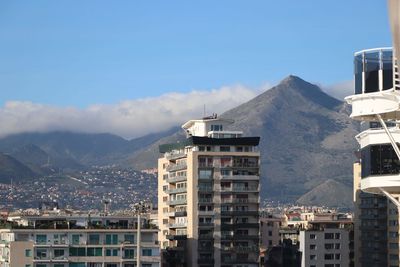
[158,115,260,267]
[0,213,160,267]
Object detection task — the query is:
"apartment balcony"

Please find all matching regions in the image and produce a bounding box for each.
[167,187,187,194]
[169,211,187,217]
[167,199,187,205]
[198,258,215,264]
[221,234,259,240]
[167,234,187,240]
[198,233,214,240]
[198,186,213,192]
[222,245,259,253]
[221,198,259,204]
[199,198,213,203]
[221,223,259,230]
[232,163,259,168]
[199,222,214,227]
[198,163,214,168]
[166,163,187,172]
[169,222,187,228]
[166,152,186,161]
[166,176,187,183]
[221,210,259,216]
[222,257,258,264]
[221,175,259,181]
[220,185,259,193]
[198,210,215,216]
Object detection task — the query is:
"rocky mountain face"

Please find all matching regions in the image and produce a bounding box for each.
[130,75,359,206]
[0,75,359,207]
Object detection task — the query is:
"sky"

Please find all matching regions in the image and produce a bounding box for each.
[0,1,393,138]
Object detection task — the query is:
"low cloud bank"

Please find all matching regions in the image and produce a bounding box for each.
[0,84,269,139]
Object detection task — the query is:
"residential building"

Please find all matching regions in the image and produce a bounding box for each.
[0,212,160,267]
[158,114,260,267]
[298,220,353,267]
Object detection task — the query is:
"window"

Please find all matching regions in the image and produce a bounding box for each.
[36,234,47,244]
[36,248,47,259]
[124,234,135,244]
[71,234,80,245]
[25,249,32,257]
[142,249,152,256]
[87,248,102,256]
[335,254,341,260]
[220,146,230,152]
[199,169,212,179]
[69,247,85,256]
[54,265,65,267]
[124,249,135,259]
[88,234,100,245]
[390,242,399,249]
[310,244,316,250]
[25,265,32,267]
[268,231,272,236]
[324,254,334,260]
[325,233,334,239]
[105,234,118,245]
[54,249,65,257]
[310,255,316,260]
[325,243,334,249]
[335,243,341,249]
[310,234,316,239]
[335,233,341,239]
[105,249,119,256]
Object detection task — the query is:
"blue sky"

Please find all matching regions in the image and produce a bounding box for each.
[0,1,392,108]
[0,1,394,138]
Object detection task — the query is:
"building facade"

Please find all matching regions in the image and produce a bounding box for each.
[0,213,160,267]
[298,220,352,267]
[157,115,260,267]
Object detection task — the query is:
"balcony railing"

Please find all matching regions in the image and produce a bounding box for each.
[167,187,187,194]
[221,175,259,180]
[166,152,186,160]
[167,199,187,205]
[221,186,259,192]
[166,163,187,172]
[199,198,213,203]
[166,176,187,183]
[169,223,187,228]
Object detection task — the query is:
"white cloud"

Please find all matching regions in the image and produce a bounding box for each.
[321,80,354,101]
[0,84,270,139]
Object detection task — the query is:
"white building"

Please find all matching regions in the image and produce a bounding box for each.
[0,213,160,267]
[299,220,351,267]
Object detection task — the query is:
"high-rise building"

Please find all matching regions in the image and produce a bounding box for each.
[157,115,260,267]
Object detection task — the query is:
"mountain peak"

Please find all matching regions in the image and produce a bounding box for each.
[274,75,342,110]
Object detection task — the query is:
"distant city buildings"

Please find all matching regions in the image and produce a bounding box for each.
[158,115,261,267]
[260,208,353,267]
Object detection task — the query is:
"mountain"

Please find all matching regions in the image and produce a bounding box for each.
[130,75,359,207]
[0,153,37,184]
[0,75,359,207]
[296,179,353,207]
[0,127,178,171]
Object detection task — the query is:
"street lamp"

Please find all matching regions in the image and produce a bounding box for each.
[133,201,151,267]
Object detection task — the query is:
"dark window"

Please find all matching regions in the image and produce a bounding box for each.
[364,52,380,93]
[325,233,334,239]
[354,54,363,94]
[361,144,400,178]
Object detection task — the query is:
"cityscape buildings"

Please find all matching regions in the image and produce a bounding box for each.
[157,115,261,267]
[0,210,160,267]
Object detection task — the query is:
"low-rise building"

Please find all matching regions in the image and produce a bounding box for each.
[0,212,160,267]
